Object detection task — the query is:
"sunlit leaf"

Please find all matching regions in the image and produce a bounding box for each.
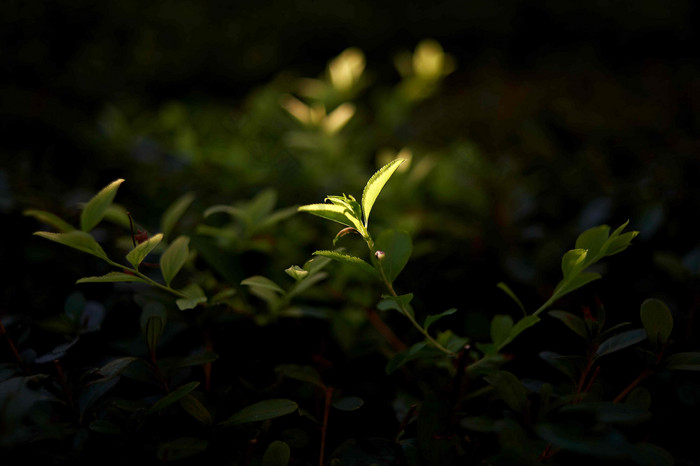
[298,203,362,230]
[361,158,405,226]
[80,179,125,232]
[77,272,147,284]
[575,225,610,258]
[561,249,588,279]
[126,233,163,268]
[34,231,110,262]
[160,236,190,286]
[222,399,298,426]
[313,250,379,278]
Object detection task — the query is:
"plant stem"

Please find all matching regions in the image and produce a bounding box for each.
[0,322,30,375]
[320,387,333,466]
[106,259,188,298]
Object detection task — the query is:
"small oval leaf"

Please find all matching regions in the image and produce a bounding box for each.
[640,298,673,346]
[262,440,291,466]
[594,329,647,359]
[222,399,298,426]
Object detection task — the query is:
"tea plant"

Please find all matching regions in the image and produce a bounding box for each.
[10,159,700,465]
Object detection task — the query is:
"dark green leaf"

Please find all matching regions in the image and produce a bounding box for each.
[262,441,291,466]
[498,315,540,350]
[664,352,700,371]
[496,282,526,314]
[160,236,190,286]
[180,394,213,425]
[126,233,163,268]
[548,310,588,338]
[385,342,443,374]
[161,192,195,240]
[378,293,414,318]
[34,231,110,262]
[560,402,651,424]
[23,209,75,232]
[89,419,122,434]
[77,272,147,284]
[484,370,529,414]
[424,308,457,331]
[332,396,364,411]
[222,399,298,426]
[640,298,673,346]
[490,315,513,347]
[375,229,412,283]
[145,316,165,355]
[91,357,138,384]
[276,364,325,388]
[241,275,285,294]
[539,351,580,381]
[594,329,647,359]
[157,438,208,461]
[148,381,200,414]
[80,179,125,232]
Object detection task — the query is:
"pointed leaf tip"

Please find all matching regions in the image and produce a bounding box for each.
[361,158,405,226]
[80,179,125,232]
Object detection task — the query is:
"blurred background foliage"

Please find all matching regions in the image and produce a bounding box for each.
[2,0,700,463]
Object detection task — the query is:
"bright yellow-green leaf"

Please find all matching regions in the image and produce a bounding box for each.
[298,203,363,231]
[80,179,125,232]
[361,158,405,226]
[126,233,163,268]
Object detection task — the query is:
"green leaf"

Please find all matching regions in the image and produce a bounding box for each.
[148,381,200,414]
[241,275,285,294]
[386,342,441,374]
[484,370,529,414]
[126,233,163,268]
[640,298,673,347]
[179,394,213,425]
[159,351,219,374]
[313,250,379,278]
[553,271,602,297]
[285,265,309,281]
[80,179,125,232]
[222,399,298,426]
[77,272,147,284]
[374,229,412,283]
[560,402,651,424]
[575,225,610,257]
[91,357,138,384]
[102,203,131,229]
[161,192,195,240]
[594,329,647,359]
[262,441,291,466]
[561,248,588,279]
[258,206,298,231]
[539,351,580,381]
[157,438,208,462]
[490,315,514,347]
[424,308,457,331]
[496,282,526,315]
[276,364,325,388]
[145,315,165,354]
[548,310,588,338]
[664,352,700,371]
[298,203,363,230]
[24,209,75,232]
[361,158,405,226]
[498,315,541,350]
[34,230,110,262]
[332,396,364,411]
[176,283,207,310]
[378,293,414,318]
[605,231,639,256]
[160,236,190,286]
